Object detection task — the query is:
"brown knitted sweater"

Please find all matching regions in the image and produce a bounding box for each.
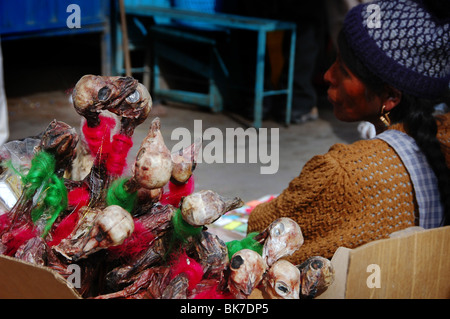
[247,113,450,264]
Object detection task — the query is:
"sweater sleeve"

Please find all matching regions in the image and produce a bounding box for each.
[247,145,355,263]
[247,140,416,264]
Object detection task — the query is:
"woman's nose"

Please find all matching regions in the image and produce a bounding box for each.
[324,61,336,86]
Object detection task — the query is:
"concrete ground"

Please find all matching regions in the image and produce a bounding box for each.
[5,90,360,203]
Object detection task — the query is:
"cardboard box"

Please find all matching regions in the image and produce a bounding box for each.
[317,225,450,299]
[1,226,449,299]
[0,254,81,299]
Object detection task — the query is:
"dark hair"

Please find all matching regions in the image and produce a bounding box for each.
[338,30,450,226]
[418,0,450,23]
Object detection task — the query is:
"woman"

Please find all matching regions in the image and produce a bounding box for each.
[247,0,450,264]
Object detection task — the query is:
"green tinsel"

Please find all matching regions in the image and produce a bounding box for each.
[171,208,203,243]
[226,232,263,260]
[106,177,138,213]
[23,151,56,199]
[35,175,68,238]
[24,151,68,238]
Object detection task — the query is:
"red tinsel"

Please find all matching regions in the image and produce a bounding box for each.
[2,224,37,256]
[46,211,79,247]
[47,186,90,247]
[169,250,204,291]
[0,213,11,235]
[67,186,90,209]
[160,176,195,207]
[82,115,116,157]
[107,220,155,260]
[106,134,133,176]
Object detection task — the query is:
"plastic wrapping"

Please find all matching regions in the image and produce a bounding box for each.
[0,137,41,171]
[0,138,41,211]
[0,170,22,211]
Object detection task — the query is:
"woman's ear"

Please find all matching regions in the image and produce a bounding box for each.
[383,86,402,112]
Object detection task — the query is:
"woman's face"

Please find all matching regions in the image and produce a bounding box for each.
[324,55,382,123]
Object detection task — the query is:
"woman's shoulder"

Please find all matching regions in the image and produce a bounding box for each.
[296,136,407,194]
[324,137,392,164]
[293,137,397,191]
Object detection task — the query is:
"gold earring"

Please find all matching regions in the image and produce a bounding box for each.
[380,105,391,127]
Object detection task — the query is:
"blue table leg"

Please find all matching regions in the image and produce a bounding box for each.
[253,30,266,129]
[154,55,161,92]
[115,26,123,75]
[101,24,112,76]
[285,28,296,126]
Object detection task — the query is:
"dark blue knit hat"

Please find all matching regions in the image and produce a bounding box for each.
[343,0,450,99]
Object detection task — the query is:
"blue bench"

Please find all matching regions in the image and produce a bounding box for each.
[121,5,297,129]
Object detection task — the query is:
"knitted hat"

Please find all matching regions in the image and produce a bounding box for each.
[342,0,450,99]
